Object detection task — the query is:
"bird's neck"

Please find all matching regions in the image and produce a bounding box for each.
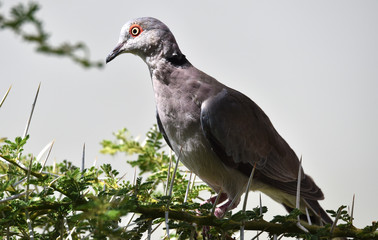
[144,52,190,84]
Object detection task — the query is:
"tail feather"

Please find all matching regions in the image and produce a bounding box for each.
[283,199,332,225]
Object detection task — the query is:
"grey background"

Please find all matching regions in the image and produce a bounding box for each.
[1,0,377,234]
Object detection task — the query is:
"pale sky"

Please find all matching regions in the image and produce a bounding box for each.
[1,0,377,237]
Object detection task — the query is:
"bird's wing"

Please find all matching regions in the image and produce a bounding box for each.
[200,87,303,184]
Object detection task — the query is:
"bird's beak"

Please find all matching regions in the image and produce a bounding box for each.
[106,42,124,63]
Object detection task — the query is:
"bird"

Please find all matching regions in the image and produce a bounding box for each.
[106,17,332,224]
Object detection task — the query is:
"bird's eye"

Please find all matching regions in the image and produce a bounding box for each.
[129,24,143,37]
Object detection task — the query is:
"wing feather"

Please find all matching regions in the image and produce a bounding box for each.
[200,88,324,200]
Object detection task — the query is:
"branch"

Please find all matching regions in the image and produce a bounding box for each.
[135,205,378,239]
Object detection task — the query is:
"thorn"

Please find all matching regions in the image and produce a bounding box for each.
[168,147,182,198]
[165,146,182,240]
[81,143,85,173]
[165,210,170,240]
[305,207,312,225]
[25,155,34,239]
[93,156,97,167]
[296,222,309,233]
[165,150,173,195]
[211,189,223,216]
[26,155,33,198]
[125,212,136,230]
[251,230,264,240]
[256,192,263,240]
[242,163,257,212]
[259,193,263,216]
[133,167,137,186]
[240,225,245,240]
[63,217,70,237]
[53,159,56,173]
[296,156,303,210]
[0,85,12,108]
[221,164,257,220]
[147,220,152,240]
[240,163,257,240]
[351,194,355,225]
[65,226,76,240]
[143,222,162,240]
[191,175,196,192]
[295,157,309,233]
[17,83,41,166]
[330,206,343,234]
[22,82,41,139]
[116,173,127,183]
[39,140,55,173]
[184,171,192,203]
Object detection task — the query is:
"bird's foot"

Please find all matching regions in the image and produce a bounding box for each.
[214,199,238,218]
[197,192,228,215]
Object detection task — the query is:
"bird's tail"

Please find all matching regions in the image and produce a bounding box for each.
[283,200,348,240]
[283,199,332,225]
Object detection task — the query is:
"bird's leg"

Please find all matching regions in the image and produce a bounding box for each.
[200,192,228,239]
[214,199,239,219]
[201,192,228,206]
[197,192,227,215]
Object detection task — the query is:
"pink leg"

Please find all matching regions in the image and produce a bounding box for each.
[202,192,228,205]
[198,193,228,216]
[200,193,232,238]
[214,199,238,218]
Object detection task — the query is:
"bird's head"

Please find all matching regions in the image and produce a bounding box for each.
[106,17,182,64]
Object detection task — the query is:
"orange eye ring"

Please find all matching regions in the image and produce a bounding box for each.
[129,24,143,37]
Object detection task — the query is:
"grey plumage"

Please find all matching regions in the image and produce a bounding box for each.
[106,17,331,224]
